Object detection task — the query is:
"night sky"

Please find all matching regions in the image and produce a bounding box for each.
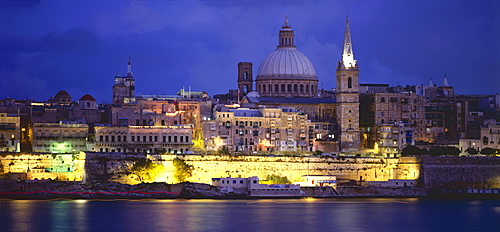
[1,0,498,103]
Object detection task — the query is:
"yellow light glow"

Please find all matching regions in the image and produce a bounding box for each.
[224,104,240,108]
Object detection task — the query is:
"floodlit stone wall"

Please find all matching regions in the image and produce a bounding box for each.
[0,152,86,181]
[3,152,499,188]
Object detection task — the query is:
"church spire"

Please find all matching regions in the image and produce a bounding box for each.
[127,57,133,78]
[341,16,357,69]
[442,74,449,86]
[278,15,295,47]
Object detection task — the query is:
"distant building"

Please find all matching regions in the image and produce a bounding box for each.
[32,121,89,153]
[0,113,21,152]
[112,59,136,106]
[360,92,424,152]
[203,107,311,152]
[212,176,303,197]
[91,125,193,154]
[459,120,500,155]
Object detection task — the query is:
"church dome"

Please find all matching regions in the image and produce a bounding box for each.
[257,47,317,79]
[254,17,319,98]
[79,94,96,101]
[54,90,72,102]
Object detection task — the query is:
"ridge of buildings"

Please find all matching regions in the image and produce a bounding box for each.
[0,18,498,157]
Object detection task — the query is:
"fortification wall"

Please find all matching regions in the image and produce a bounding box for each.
[83,153,420,184]
[3,153,499,188]
[0,152,85,181]
[419,157,500,188]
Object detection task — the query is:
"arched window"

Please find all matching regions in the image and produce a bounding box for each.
[306,85,309,93]
[348,77,352,88]
[293,84,298,92]
[244,72,248,80]
[300,84,304,93]
[257,85,261,93]
[281,84,285,92]
[275,84,279,92]
[287,84,292,92]
[86,102,91,108]
[262,85,266,93]
[268,84,272,93]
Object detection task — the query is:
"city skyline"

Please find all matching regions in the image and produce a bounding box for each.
[1,0,498,103]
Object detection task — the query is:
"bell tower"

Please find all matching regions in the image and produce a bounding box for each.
[112,58,136,106]
[237,62,253,99]
[336,17,360,151]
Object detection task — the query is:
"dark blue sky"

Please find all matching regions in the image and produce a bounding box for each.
[1,0,498,103]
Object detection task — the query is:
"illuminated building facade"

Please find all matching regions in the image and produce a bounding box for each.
[375,123,416,157]
[360,92,425,151]
[92,125,193,154]
[203,107,310,152]
[32,121,89,153]
[0,113,21,152]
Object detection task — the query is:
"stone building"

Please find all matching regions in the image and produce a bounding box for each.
[112,59,136,106]
[459,120,500,155]
[32,121,89,153]
[375,123,416,157]
[203,107,311,152]
[0,113,21,152]
[91,125,193,154]
[360,92,425,150]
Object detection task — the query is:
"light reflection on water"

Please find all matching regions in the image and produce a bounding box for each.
[0,198,499,232]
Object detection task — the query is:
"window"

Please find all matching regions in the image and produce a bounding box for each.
[281,84,285,92]
[348,77,352,88]
[275,84,279,92]
[381,97,385,103]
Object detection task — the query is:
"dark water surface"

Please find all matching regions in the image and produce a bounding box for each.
[1,198,499,232]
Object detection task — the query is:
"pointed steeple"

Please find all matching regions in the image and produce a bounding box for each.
[278,15,295,47]
[442,74,449,86]
[341,16,357,69]
[428,77,433,86]
[127,57,133,77]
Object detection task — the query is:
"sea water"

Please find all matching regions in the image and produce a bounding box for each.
[0,198,499,232]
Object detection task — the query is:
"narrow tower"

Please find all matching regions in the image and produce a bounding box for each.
[112,58,136,106]
[336,17,360,151]
[237,62,253,100]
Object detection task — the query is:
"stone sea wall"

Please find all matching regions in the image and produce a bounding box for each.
[2,152,500,188]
